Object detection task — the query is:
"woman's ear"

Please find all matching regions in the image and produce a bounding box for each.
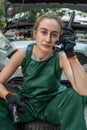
[33,30,36,39]
[60,27,63,36]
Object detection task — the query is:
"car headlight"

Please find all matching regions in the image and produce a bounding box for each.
[0,31,11,50]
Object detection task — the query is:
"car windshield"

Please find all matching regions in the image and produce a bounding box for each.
[7,8,87,44]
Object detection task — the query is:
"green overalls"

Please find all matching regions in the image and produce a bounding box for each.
[0,44,87,130]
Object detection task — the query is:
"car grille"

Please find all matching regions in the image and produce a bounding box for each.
[76,52,87,65]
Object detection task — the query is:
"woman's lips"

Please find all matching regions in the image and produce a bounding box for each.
[43,44,51,48]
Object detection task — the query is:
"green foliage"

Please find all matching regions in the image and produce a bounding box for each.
[18,8,65,22]
[0,1,6,28]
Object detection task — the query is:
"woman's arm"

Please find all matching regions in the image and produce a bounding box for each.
[0,48,25,100]
[60,52,76,90]
[69,57,87,95]
[60,52,87,96]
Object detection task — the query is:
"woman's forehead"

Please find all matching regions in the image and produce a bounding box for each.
[38,18,61,31]
[40,18,59,25]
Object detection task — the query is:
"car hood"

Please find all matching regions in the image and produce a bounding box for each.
[2,0,87,19]
[75,42,87,51]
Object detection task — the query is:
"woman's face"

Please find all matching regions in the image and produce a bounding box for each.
[34,18,61,52]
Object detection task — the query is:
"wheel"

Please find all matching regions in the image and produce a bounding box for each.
[14,121,60,130]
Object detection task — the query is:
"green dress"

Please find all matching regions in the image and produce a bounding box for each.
[0,44,87,130]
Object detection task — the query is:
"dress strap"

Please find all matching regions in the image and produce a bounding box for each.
[21,43,35,73]
[25,43,35,56]
[27,44,34,52]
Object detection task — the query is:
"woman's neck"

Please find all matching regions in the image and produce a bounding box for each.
[33,45,53,61]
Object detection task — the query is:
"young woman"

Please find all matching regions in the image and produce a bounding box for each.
[0,13,87,130]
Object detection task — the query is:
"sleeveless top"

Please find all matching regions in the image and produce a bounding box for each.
[20,44,67,102]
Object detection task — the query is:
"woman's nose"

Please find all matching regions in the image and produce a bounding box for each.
[45,34,51,42]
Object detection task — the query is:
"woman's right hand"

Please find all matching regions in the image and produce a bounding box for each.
[6,93,26,113]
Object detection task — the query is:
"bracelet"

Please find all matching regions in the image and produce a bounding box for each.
[68,55,77,60]
[3,91,10,101]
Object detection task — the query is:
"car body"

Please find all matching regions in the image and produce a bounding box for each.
[1,0,87,88]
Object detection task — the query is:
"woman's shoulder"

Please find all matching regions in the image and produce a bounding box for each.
[10,48,25,66]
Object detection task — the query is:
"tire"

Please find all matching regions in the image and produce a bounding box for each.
[14,121,60,130]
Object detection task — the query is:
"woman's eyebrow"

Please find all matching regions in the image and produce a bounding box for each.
[40,28,59,33]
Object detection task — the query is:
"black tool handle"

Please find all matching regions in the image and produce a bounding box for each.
[12,105,20,124]
[53,11,75,52]
[68,11,75,28]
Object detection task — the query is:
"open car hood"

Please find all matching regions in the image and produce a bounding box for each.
[2,0,87,19]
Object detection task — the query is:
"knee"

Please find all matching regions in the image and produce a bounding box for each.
[68,88,83,103]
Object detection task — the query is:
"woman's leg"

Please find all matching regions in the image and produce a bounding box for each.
[44,88,87,130]
[0,98,15,130]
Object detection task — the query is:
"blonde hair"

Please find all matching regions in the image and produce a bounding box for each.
[33,13,62,32]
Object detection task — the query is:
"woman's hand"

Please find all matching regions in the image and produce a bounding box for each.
[55,27,76,59]
[6,93,26,113]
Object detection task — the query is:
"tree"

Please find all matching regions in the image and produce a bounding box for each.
[0,0,6,28]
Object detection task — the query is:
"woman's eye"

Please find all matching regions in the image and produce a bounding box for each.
[52,33,58,38]
[40,30,47,35]
[42,31,47,35]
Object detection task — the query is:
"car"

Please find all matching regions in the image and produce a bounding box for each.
[1,0,87,89]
